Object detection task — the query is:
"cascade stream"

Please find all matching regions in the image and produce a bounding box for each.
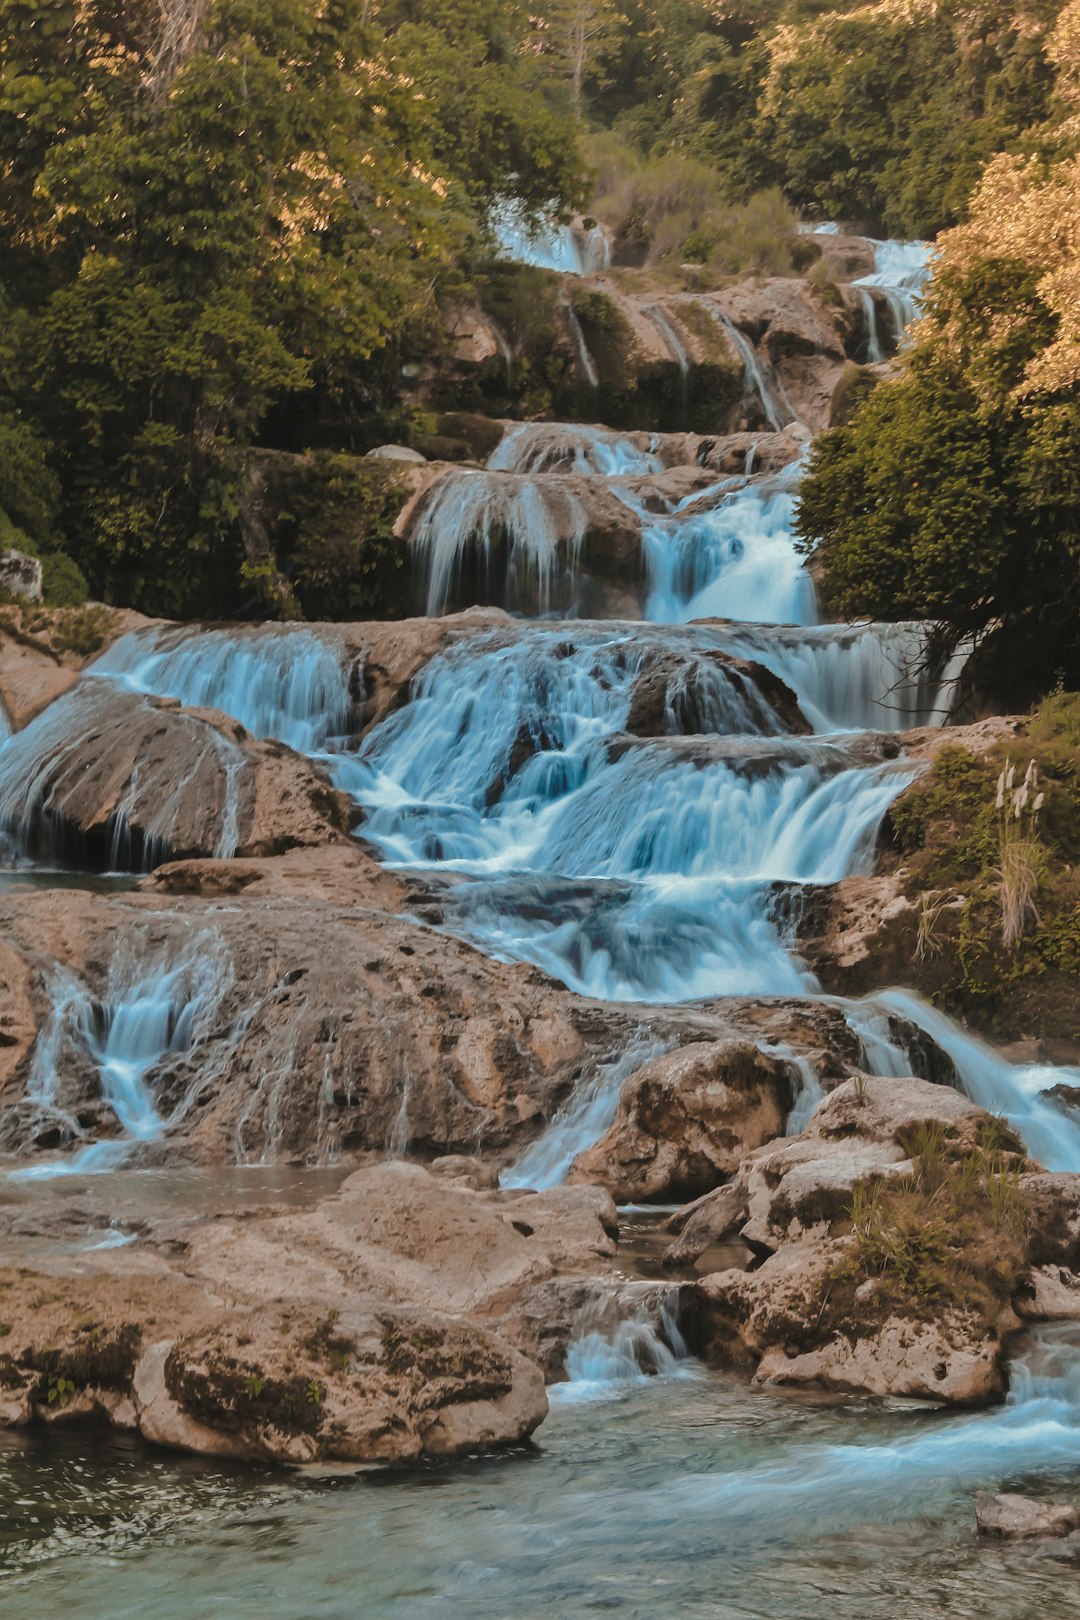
[2,230,1080,1616]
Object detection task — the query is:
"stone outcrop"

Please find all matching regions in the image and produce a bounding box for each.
[0,683,353,870]
[0,1162,620,1465]
[681,1076,1038,1405]
[569,1040,799,1202]
[975,1492,1080,1540]
[624,645,809,738]
[0,549,42,603]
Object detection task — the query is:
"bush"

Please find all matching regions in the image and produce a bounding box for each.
[40,552,89,608]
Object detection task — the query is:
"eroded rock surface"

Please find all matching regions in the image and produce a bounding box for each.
[0,1163,621,1465]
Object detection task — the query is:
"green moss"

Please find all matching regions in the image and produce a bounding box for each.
[165,1347,323,1438]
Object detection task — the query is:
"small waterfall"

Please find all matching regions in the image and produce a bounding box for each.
[854,238,933,347]
[855,287,885,363]
[704,622,972,732]
[645,303,690,417]
[552,1285,691,1404]
[9,929,233,1175]
[501,1036,673,1190]
[564,305,600,389]
[488,423,662,478]
[491,200,611,276]
[89,625,355,752]
[871,990,1080,1173]
[709,309,790,432]
[408,470,593,617]
[0,684,250,872]
[642,464,816,627]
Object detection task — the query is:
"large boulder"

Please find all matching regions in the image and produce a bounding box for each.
[0,1163,619,1465]
[976,1492,1080,1540]
[0,549,42,603]
[570,1039,799,1202]
[0,682,352,870]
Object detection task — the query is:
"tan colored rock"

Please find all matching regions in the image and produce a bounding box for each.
[662,1182,749,1269]
[976,1491,1080,1540]
[1016,1266,1080,1321]
[0,683,352,870]
[0,938,35,1096]
[570,1040,798,1202]
[0,1162,624,1465]
[0,630,79,728]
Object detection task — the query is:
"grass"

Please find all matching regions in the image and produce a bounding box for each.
[830,1120,1029,1331]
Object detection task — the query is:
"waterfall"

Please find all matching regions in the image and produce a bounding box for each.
[855,287,885,363]
[702,621,972,732]
[491,200,611,276]
[708,309,791,432]
[854,238,933,346]
[408,470,593,617]
[89,625,355,752]
[564,305,600,389]
[551,1285,692,1404]
[871,989,1080,1173]
[642,464,816,627]
[501,1036,673,1189]
[488,423,662,478]
[9,928,233,1176]
[0,684,250,872]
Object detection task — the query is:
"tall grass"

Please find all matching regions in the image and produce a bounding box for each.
[584,132,799,279]
[994,758,1046,948]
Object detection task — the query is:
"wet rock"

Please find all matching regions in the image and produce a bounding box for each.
[624,648,809,739]
[570,1041,798,1202]
[0,683,352,870]
[975,1491,1080,1540]
[0,1163,627,1466]
[662,1183,749,1269]
[1021,1173,1080,1271]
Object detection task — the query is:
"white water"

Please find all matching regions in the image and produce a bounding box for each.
[854,238,933,346]
[488,423,662,478]
[564,305,600,389]
[12,929,233,1176]
[551,1286,691,1404]
[502,1037,672,1189]
[709,307,793,432]
[492,200,611,275]
[873,989,1080,1173]
[90,625,354,752]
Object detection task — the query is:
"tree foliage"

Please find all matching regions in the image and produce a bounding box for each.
[0,0,583,615]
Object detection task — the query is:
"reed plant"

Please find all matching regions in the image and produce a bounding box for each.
[994,759,1046,948]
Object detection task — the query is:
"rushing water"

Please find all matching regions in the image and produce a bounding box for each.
[4,229,1080,1611]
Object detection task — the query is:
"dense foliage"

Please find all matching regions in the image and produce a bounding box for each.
[796,0,1080,693]
[0,0,583,615]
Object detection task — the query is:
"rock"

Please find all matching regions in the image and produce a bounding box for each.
[0,1163,621,1466]
[366,444,428,464]
[738,1076,983,1252]
[1016,1266,1080,1321]
[662,1182,749,1269]
[625,648,809,740]
[570,1040,798,1202]
[975,1491,1080,1540]
[0,627,79,729]
[0,550,42,604]
[0,683,352,870]
[1021,1173,1080,1271]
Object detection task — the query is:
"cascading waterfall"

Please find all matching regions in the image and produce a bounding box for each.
[642,463,816,626]
[90,625,355,752]
[708,308,792,432]
[551,1285,692,1403]
[488,423,663,478]
[409,470,593,617]
[502,1037,673,1190]
[10,929,233,1176]
[854,238,933,346]
[491,200,611,275]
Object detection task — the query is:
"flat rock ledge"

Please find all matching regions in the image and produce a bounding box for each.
[0,1163,619,1466]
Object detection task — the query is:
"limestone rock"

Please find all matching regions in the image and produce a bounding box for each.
[976,1491,1080,1540]
[0,1163,622,1466]
[0,683,352,870]
[570,1040,798,1202]
[1016,1266,1080,1321]
[366,444,428,464]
